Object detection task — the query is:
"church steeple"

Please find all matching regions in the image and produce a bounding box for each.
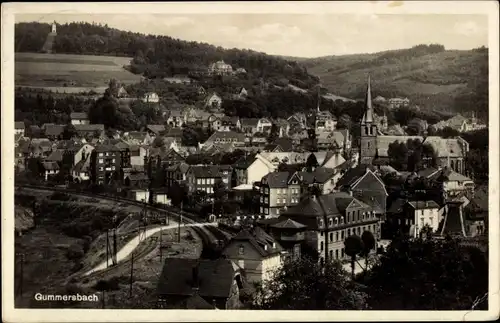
[361,74,374,125]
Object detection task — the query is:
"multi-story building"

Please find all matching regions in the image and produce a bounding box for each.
[185,165,232,195]
[283,192,381,264]
[386,199,443,238]
[165,162,190,189]
[222,227,284,286]
[207,60,233,76]
[258,167,340,218]
[315,110,337,133]
[142,92,160,103]
[90,144,121,185]
[388,97,410,109]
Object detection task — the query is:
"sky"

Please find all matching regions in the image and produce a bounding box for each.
[16,13,488,58]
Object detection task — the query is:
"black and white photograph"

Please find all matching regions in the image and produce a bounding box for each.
[2,1,499,322]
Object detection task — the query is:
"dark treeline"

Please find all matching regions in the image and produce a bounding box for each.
[15,22,319,88]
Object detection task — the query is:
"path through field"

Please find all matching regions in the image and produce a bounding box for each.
[83,222,217,276]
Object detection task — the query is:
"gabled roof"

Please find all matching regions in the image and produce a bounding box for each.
[336,165,387,194]
[408,200,440,210]
[70,112,88,120]
[298,167,337,185]
[15,121,25,130]
[233,153,257,169]
[270,218,307,229]
[157,258,236,299]
[44,124,65,137]
[240,118,259,127]
[94,144,120,152]
[42,161,59,171]
[45,149,65,162]
[72,155,91,173]
[146,124,166,135]
[262,172,291,188]
[189,165,227,178]
[283,192,371,225]
[428,168,473,182]
[229,226,283,257]
[74,124,105,132]
[205,131,246,144]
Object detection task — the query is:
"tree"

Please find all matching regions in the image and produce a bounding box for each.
[337,114,352,130]
[387,141,408,171]
[62,124,77,140]
[344,235,364,280]
[168,181,188,208]
[364,236,488,310]
[251,256,368,310]
[360,231,376,270]
[212,179,227,202]
[268,123,279,143]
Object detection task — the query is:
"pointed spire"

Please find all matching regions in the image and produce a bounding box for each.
[361,74,374,125]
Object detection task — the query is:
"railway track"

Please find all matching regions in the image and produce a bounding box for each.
[16,184,233,273]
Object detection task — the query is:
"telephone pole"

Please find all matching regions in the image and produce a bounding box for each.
[178,201,183,243]
[16,253,25,297]
[129,252,134,299]
[159,227,163,262]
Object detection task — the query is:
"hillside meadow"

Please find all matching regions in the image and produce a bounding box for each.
[301,45,489,118]
[15,52,142,89]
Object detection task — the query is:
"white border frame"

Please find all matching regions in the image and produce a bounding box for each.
[2,1,499,322]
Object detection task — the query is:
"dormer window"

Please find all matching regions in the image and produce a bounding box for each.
[335,217,339,225]
[319,219,324,227]
[238,245,244,255]
[340,216,344,224]
[328,218,333,227]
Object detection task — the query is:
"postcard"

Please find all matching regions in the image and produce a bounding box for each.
[2,1,499,322]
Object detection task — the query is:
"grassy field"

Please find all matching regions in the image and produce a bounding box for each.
[15,52,142,90]
[302,48,488,112]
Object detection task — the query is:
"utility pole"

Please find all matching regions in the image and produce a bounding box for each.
[129,252,134,299]
[16,253,25,297]
[159,227,163,262]
[113,227,117,265]
[106,230,109,268]
[178,201,183,243]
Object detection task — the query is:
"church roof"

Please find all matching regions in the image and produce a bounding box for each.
[361,75,374,125]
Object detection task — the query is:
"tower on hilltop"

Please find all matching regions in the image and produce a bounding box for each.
[359,75,378,164]
[51,21,57,34]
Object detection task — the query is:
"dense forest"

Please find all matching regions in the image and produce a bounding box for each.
[15,22,319,88]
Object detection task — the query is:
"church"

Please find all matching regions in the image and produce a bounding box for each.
[359,76,469,174]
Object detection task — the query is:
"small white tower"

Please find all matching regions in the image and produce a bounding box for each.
[51,21,57,34]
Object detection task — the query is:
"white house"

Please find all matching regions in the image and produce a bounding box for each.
[41,161,60,181]
[70,112,90,125]
[129,189,150,202]
[407,200,442,238]
[234,153,277,188]
[15,122,25,136]
[222,227,283,286]
[142,92,160,103]
[204,93,223,110]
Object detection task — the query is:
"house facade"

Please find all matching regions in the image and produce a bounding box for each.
[70,112,90,125]
[15,122,25,136]
[222,227,283,286]
[283,192,381,264]
[142,92,160,103]
[90,144,121,185]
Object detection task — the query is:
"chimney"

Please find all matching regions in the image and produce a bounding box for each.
[272,242,276,248]
[264,245,268,251]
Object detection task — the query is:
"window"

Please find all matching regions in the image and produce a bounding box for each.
[335,250,339,259]
[336,232,339,241]
[329,250,333,259]
[197,179,201,185]
[421,210,424,216]
[329,233,333,241]
[335,217,339,225]
[277,198,281,205]
[341,231,345,239]
[429,218,433,226]
[357,227,361,235]
[341,248,345,258]
[276,209,280,215]
[99,159,104,164]
[320,241,324,251]
[329,218,333,227]
[99,167,104,171]
[341,217,344,224]
[347,228,351,236]
[112,159,116,163]
[319,219,324,227]
[277,188,281,194]
[238,245,245,255]
[320,232,324,237]
[99,152,104,157]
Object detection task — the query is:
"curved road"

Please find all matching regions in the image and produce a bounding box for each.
[84,222,217,276]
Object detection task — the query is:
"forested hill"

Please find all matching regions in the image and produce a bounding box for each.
[14,22,319,88]
[301,44,489,120]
